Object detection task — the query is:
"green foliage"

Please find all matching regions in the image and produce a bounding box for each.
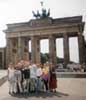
[40,53,49,64]
[29,52,49,64]
[29,52,74,65]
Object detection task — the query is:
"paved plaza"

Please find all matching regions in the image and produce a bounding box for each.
[0,75,86,100]
[0,70,7,86]
[0,70,7,78]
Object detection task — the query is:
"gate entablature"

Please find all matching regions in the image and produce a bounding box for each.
[4,16,84,38]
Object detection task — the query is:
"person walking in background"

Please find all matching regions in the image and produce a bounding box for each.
[7,63,16,94]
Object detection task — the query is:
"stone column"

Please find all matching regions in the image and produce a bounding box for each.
[6,38,12,67]
[31,36,40,63]
[23,39,29,60]
[78,34,84,64]
[36,38,40,63]
[49,35,57,64]
[11,38,18,65]
[63,34,70,66]
[17,37,23,60]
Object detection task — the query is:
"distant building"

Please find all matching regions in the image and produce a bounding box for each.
[0,48,6,69]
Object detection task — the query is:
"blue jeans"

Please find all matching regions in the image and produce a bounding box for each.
[36,77,42,91]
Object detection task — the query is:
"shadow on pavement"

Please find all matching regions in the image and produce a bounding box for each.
[11,91,69,98]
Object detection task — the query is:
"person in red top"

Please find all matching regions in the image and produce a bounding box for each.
[49,63,57,92]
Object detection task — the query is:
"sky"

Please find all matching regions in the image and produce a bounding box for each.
[0,0,86,63]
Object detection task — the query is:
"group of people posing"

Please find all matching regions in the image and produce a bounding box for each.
[7,60,57,95]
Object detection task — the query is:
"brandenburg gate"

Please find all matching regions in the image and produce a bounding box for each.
[4,12,85,66]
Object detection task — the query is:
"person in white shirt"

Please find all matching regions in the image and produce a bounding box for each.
[30,64,37,92]
[36,63,43,92]
[7,63,16,94]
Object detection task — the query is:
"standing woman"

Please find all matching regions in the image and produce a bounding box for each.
[30,64,37,92]
[23,63,30,93]
[7,63,16,94]
[14,63,23,93]
[49,63,57,92]
[36,63,43,92]
[42,63,50,92]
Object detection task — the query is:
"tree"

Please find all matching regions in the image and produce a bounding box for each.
[40,53,49,64]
